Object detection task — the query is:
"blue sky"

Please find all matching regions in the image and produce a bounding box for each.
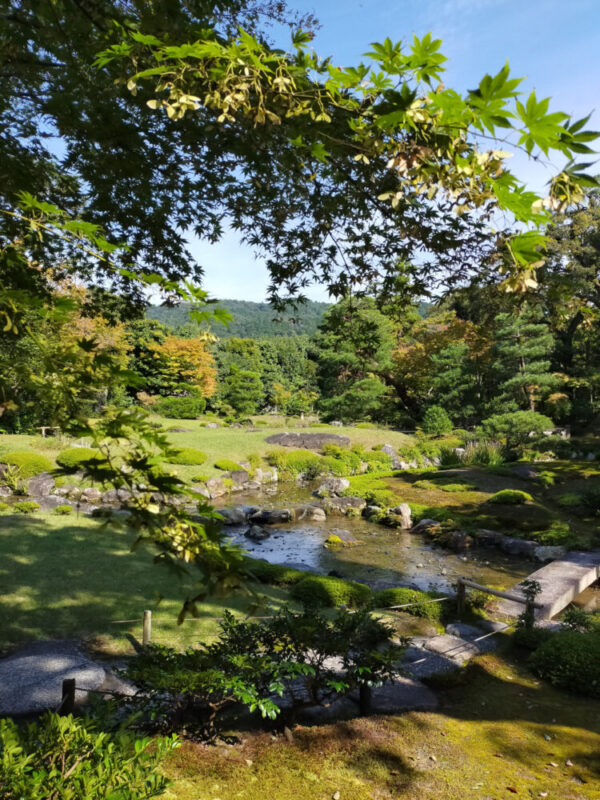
[193,0,600,302]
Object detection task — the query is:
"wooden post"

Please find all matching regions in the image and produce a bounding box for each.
[61,678,75,715]
[456,579,466,618]
[359,684,372,716]
[142,610,152,646]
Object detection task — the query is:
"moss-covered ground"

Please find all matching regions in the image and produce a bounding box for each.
[164,645,600,800]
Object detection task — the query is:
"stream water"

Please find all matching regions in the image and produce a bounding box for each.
[215,485,533,593]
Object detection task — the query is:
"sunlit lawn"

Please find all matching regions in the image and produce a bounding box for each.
[0,512,296,656]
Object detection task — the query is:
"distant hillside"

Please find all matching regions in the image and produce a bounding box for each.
[147,299,329,338]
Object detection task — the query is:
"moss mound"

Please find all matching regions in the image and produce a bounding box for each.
[374,587,445,622]
[214,459,244,472]
[290,575,372,608]
[56,447,103,471]
[488,489,533,505]
[166,448,207,465]
[2,451,53,478]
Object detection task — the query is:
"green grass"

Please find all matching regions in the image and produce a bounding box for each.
[0,512,298,655]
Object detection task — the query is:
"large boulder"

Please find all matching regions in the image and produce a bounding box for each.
[390,503,412,529]
[381,444,401,468]
[512,464,540,480]
[228,469,250,485]
[293,504,327,522]
[249,508,292,524]
[80,487,102,503]
[264,432,351,450]
[316,477,350,497]
[409,519,440,535]
[474,528,504,546]
[218,507,248,525]
[244,524,270,541]
[533,544,567,562]
[26,472,55,496]
[206,477,227,498]
[320,496,366,515]
[498,536,536,557]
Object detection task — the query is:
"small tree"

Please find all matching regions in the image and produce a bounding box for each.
[478,410,554,455]
[221,368,264,416]
[421,405,453,435]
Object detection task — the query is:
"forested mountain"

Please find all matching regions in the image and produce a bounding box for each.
[147,299,329,338]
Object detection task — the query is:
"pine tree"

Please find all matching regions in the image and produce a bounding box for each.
[493,306,560,412]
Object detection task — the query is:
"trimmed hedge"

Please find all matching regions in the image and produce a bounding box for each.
[54,504,74,515]
[214,459,244,472]
[166,448,207,465]
[56,447,103,471]
[2,451,53,478]
[374,587,445,622]
[266,449,322,477]
[488,489,533,505]
[529,631,600,698]
[155,395,206,419]
[290,575,372,608]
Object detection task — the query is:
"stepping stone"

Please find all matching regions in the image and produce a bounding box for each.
[423,634,479,665]
[0,640,106,716]
[401,645,460,679]
[444,623,500,653]
[365,677,438,713]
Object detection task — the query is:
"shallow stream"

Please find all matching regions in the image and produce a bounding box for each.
[215,484,533,593]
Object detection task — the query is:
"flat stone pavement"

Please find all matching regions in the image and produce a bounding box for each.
[496,550,600,619]
[0,640,133,717]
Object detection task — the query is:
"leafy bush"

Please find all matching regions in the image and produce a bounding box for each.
[247,452,262,470]
[0,501,9,512]
[322,444,363,474]
[54,504,73,515]
[214,459,244,472]
[123,607,400,740]
[291,575,372,608]
[421,405,453,435]
[155,395,206,419]
[437,446,461,467]
[529,631,600,697]
[0,711,177,799]
[374,587,444,622]
[13,501,41,513]
[166,448,207,465]
[2,451,53,478]
[56,447,103,472]
[488,489,533,505]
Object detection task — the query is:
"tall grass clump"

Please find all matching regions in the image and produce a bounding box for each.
[462,439,504,466]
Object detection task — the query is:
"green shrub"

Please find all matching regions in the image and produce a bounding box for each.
[557,492,582,507]
[166,448,207,465]
[244,558,306,585]
[529,630,600,697]
[536,470,556,488]
[2,451,53,477]
[214,458,244,472]
[155,395,206,419]
[488,489,533,505]
[247,452,262,470]
[360,450,393,470]
[290,575,372,608]
[374,587,444,621]
[54,504,73,515]
[0,501,9,512]
[438,446,461,467]
[321,444,363,474]
[56,447,103,471]
[318,455,349,477]
[513,625,554,650]
[13,501,41,513]
[266,448,322,478]
[421,406,453,436]
[0,711,175,800]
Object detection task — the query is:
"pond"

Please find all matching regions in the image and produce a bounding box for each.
[215,484,533,593]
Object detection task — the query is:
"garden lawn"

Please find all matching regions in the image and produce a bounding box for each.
[164,647,600,800]
[0,512,297,655]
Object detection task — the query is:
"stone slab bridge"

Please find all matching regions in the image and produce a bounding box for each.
[496,551,600,619]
